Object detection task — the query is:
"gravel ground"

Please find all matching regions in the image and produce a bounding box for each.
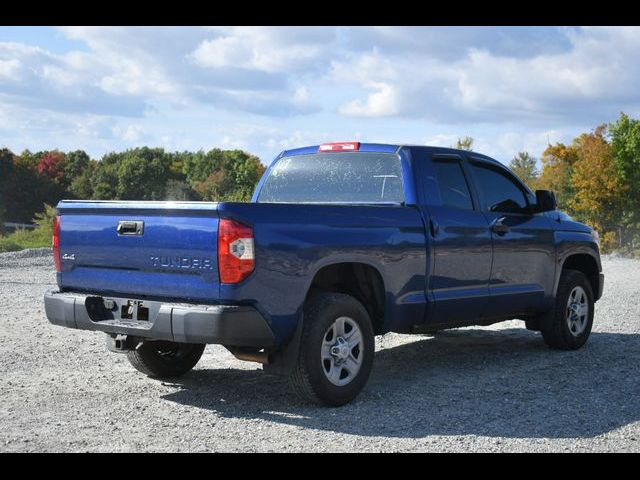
[1,249,639,452]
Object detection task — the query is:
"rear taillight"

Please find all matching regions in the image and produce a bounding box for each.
[218,218,255,284]
[53,215,61,273]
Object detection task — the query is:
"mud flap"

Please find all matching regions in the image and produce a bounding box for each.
[262,311,304,376]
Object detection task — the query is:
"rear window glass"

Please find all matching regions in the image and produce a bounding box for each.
[257,152,405,203]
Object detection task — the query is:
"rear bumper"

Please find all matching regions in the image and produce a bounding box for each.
[44,291,276,347]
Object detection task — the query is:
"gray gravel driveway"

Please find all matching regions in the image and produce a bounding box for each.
[1,249,638,452]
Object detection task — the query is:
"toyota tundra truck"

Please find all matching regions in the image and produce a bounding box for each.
[44,142,604,406]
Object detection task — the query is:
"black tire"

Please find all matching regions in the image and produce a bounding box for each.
[540,269,594,350]
[525,318,541,331]
[126,340,205,378]
[289,293,375,407]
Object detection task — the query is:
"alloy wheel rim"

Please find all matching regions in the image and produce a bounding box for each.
[321,316,364,386]
[566,286,588,336]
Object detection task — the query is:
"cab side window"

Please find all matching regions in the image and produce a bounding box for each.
[432,159,474,210]
[471,162,529,214]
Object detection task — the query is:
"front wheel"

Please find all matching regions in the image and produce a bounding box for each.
[289,293,375,407]
[126,340,205,378]
[540,269,594,350]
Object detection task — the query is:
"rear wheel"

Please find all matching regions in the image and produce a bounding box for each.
[126,340,205,378]
[540,269,594,350]
[289,293,375,406]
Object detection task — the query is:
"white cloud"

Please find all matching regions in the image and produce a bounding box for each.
[113,125,145,142]
[5,26,638,126]
[74,116,116,139]
[191,36,247,69]
[493,130,564,159]
[0,27,327,120]
[293,86,310,103]
[422,133,460,148]
[213,123,279,155]
[1,26,640,164]
[0,41,147,116]
[339,82,399,117]
[332,26,640,125]
[0,57,20,79]
[267,130,335,152]
[191,27,338,73]
[212,123,338,162]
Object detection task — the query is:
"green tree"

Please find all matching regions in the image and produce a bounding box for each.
[64,150,90,179]
[165,179,198,201]
[1,148,58,223]
[92,174,118,199]
[225,150,265,200]
[509,151,539,189]
[194,170,231,201]
[454,136,474,151]
[14,149,40,169]
[90,148,174,200]
[0,203,6,235]
[0,148,14,232]
[114,148,173,200]
[168,151,189,178]
[91,152,120,200]
[609,112,640,228]
[182,149,224,185]
[69,162,96,199]
[184,149,265,201]
[0,147,14,183]
[62,150,92,198]
[2,145,266,223]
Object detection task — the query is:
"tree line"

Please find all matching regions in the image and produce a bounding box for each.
[0,147,265,227]
[2,111,640,254]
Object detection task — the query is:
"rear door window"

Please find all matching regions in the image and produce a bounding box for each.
[432,158,474,210]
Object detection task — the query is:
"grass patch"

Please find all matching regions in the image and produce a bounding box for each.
[0,204,56,253]
[0,228,52,252]
[0,236,24,253]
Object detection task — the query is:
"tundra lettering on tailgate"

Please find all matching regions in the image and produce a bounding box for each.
[149,255,214,270]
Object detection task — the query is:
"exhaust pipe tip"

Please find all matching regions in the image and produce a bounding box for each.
[226,347,270,364]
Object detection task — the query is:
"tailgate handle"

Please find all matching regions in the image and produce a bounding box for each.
[117,220,144,236]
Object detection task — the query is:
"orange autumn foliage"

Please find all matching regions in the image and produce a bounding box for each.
[569,126,626,250]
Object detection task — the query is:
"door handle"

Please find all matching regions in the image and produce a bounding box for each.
[491,217,509,235]
[117,220,144,236]
[429,218,440,237]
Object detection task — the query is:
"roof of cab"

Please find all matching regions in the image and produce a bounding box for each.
[279,143,500,166]
[281,143,399,157]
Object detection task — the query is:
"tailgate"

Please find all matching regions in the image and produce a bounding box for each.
[57,201,221,302]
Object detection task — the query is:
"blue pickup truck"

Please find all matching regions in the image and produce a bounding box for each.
[45,142,604,406]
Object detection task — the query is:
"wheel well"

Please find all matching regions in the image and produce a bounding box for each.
[307,263,386,334]
[562,254,599,296]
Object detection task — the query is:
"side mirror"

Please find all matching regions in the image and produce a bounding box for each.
[535,190,557,212]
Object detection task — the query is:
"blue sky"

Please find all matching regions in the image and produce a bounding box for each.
[1,26,639,166]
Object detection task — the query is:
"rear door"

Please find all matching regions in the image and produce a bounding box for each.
[467,159,556,318]
[415,152,493,325]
